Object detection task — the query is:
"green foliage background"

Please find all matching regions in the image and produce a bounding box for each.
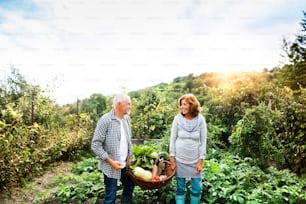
[0,10,305,204]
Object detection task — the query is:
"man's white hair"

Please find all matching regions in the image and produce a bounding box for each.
[113,93,130,108]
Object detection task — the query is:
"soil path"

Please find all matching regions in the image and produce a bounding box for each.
[0,161,73,204]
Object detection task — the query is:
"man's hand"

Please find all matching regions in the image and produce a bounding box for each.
[127,157,133,168]
[106,158,123,170]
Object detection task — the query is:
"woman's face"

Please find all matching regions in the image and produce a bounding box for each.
[180,99,190,115]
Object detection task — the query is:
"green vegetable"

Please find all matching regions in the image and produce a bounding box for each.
[130,144,170,176]
[158,151,170,160]
[159,162,165,171]
[130,144,160,170]
[150,152,159,159]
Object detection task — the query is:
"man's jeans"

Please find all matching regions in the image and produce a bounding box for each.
[103,168,134,204]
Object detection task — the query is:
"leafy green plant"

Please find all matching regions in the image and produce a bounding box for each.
[48,172,104,203]
[130,144,169,171]
[202,152,306,204]
[71,157,98,175]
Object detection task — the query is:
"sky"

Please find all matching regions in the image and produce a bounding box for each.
[0,0,305,105]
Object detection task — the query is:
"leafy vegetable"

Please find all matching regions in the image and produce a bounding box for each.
[130,144,169,172]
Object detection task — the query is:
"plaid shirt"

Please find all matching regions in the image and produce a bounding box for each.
[91,109,133,179]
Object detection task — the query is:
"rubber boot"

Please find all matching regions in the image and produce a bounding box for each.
[190,194,201,204]
[175,194,185,204]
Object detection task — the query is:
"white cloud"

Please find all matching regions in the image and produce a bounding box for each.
[0,0,305,104]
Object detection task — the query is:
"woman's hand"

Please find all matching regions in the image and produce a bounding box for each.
[170,156,176,170]
[195,159,203,174]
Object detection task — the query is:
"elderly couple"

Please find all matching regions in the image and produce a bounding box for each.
[91,93,207,204]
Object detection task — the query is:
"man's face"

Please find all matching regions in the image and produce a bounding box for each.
[119,99,132,115]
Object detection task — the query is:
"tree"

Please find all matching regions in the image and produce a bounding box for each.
[0,67,29,106]
[80,93,107,123]
[279,11,306,89]
[283,11,306,64]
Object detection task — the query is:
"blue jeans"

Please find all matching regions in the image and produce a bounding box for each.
[176,177,202,197]
[103,168,135,204]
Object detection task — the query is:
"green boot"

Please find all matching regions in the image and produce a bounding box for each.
[175,194,185,204]
[190,194,201,204]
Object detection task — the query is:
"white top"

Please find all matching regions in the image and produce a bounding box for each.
[119,119,128,168]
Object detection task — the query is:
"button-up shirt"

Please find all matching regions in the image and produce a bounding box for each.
[91,109,133,179]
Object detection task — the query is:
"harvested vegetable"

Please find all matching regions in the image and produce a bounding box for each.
[131,145,161,171]
[129,144,172,183]
[151,164,159,180]
[133,167,152,181]
[159,151,170,160]
[130,144,170,170]
[159,175,167,181]
[152,176,160,181]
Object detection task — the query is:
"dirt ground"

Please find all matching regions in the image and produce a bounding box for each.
[0,161,73,204]
[0,161,170,204]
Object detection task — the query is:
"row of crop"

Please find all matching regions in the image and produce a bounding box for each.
[34,147,306,204]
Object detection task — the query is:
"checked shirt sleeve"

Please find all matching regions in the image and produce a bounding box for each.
[91,116,109,160]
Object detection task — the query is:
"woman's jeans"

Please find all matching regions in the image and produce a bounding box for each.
[176,177,202,197]
[103,168,135,204]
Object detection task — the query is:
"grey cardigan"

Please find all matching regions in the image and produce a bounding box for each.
[169,114,207,164]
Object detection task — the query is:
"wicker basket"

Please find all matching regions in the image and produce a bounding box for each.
[127,160,176,190]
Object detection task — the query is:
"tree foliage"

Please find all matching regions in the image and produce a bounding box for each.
[278,11,306,89]
[80,93,107,124]
[0,68,92,189]
[130,88,177,140]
